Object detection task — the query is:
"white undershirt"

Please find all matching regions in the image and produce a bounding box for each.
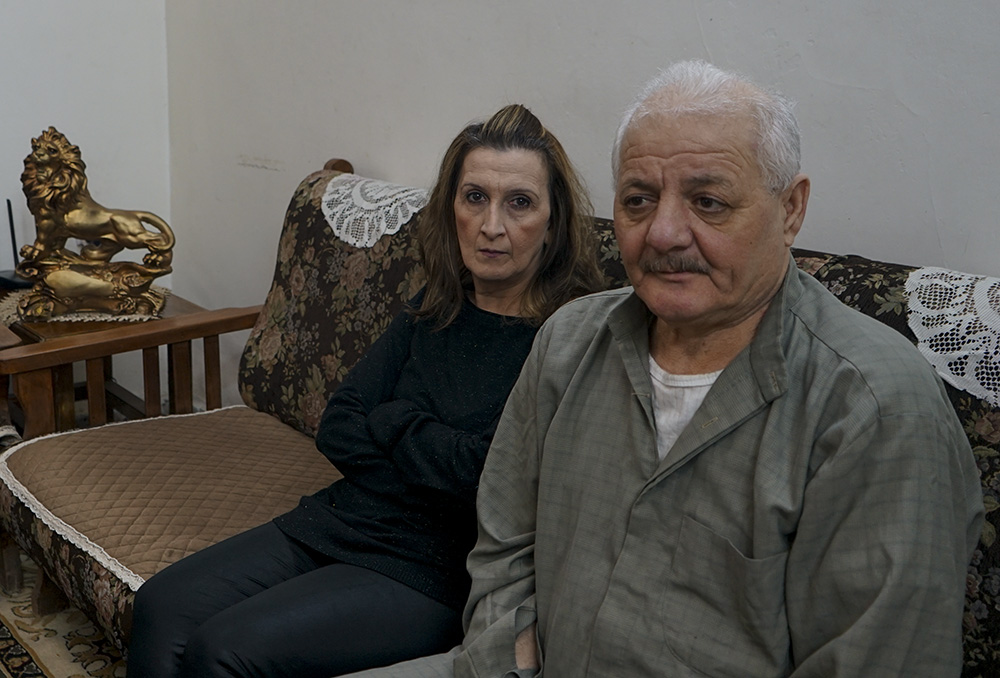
[648,355,722,463]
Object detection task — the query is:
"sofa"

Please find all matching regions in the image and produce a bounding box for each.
[0,163,996,675]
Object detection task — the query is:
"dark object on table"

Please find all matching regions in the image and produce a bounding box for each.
[2,199,32,289]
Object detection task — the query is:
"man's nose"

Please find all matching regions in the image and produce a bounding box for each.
[646,200,693,251]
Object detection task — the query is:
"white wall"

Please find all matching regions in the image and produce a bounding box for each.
[0,1,170,272]
[164,0,1000,296]
[5,1,999,406]
[1,1,171,404]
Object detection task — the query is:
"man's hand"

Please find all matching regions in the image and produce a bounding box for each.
[515,622,539,670]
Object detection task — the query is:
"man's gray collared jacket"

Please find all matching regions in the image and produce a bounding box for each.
[458,259,984,677]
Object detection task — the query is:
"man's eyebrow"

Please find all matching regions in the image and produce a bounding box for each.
[617,177,658,193]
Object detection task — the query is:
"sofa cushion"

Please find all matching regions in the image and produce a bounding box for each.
[0,406,341,648]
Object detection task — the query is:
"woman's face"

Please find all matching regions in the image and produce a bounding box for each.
[453,147,552,315]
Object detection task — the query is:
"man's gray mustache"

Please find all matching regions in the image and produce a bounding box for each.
[640,254,710,275]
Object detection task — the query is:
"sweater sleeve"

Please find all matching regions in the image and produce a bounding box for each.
[366,306,535,504]
[314,305,416,484]
[368,399,497,503]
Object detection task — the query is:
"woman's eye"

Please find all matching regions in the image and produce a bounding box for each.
[509,196,531,209]
[466,191,486,204]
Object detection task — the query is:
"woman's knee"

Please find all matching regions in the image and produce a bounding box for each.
[179,617,256,678]
[132,567,185,625]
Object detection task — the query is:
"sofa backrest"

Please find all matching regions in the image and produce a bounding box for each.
[239,169,426,435]
[238,171,629,436]
[239,169,998,674]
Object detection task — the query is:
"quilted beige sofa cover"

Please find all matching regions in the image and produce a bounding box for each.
[0,167,997,676]
[0,406,340,641]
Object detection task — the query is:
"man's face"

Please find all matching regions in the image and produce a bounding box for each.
[614,112,807,338]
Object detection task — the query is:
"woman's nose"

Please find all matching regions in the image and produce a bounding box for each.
[480,206,505,238]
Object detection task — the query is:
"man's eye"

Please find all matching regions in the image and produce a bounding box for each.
[695,196,726,211]
[623,195,650,209]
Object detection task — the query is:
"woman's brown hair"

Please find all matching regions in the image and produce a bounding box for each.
[416,104,605,327]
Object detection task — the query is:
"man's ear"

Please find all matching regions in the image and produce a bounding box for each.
[781,174,810,246]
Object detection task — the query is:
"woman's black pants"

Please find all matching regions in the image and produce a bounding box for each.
[126,522,462,678]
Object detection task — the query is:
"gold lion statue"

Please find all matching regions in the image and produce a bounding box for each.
[16,127,175,318]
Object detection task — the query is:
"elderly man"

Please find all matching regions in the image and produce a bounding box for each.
[350,60,983,677]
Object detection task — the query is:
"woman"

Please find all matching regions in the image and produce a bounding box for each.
[126,104,605,678]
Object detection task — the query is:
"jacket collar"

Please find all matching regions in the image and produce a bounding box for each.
[608,255,800,474]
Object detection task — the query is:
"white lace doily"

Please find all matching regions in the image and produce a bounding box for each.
[906,266,1000,406]
[321,174,428,248]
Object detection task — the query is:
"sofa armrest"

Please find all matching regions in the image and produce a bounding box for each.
[0,305,262,438]
[0,326,20,351]
[0,306,261,373]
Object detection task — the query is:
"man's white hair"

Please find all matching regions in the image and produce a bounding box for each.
[612,60,801,194]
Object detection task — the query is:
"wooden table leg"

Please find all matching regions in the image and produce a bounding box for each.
[143,346,161,417]
[103,355,114,421]
[12,369,57,439]
[0,374,10,431]
[86,358,108,426]
[53,363,75,431]
[0,532,23,595]
[168,340,193,414]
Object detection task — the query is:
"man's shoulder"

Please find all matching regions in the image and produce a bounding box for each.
[529,288,638,366]
[542,287,635,333]
[789,273,945,415]
[555,286,634,314]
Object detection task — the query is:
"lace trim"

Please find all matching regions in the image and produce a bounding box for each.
[0,406,245,591]
[905,267,1000,407]
[321,174,428,248]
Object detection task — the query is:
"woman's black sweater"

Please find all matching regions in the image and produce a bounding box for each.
[274,294,537,610]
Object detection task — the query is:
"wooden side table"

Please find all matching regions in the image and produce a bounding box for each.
[0,293,261,440]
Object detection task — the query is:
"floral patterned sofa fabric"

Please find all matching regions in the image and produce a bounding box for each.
[239,170,427,436]
[0,165,994,673]
[239,172,995,673]
[237,193,628,440]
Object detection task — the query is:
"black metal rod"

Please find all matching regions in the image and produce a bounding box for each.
[6,198,18,266]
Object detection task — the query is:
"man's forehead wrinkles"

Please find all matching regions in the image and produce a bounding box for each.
[618,157,742,192]
[682,173,736,190]
[621,143,748,170]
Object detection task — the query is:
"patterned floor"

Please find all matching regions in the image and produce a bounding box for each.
[0,553,124,678]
